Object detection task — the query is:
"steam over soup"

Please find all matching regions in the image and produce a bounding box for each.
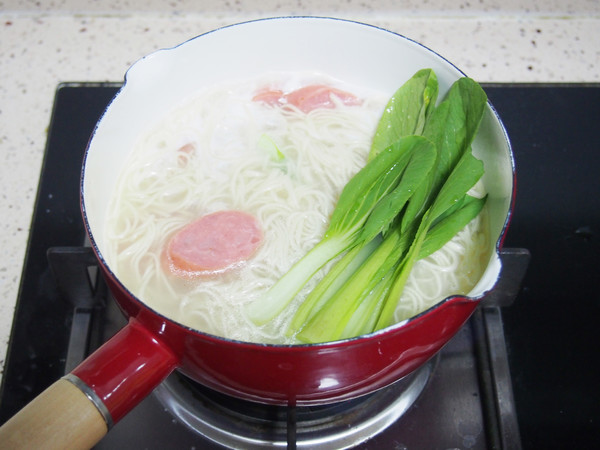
[104,73,489,344]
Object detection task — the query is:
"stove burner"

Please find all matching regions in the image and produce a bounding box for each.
[154,358,436,449]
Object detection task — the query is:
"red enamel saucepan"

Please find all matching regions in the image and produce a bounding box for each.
[0,17,515,449]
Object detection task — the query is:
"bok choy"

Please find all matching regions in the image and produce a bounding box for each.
[245,134,435,325]
[245,69,489,343]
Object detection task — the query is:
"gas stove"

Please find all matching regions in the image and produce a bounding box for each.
[1,83,598,449]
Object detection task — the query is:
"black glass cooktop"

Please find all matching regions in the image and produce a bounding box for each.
[1,82,599,449]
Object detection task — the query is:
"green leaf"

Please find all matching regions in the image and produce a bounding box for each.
[427,150,485,224]
[357,136,437,243]
[325,137,417,240]
[369,69,438,161]
[401,77,487,232]
[423,77,487,189]
[399,173,432,233]
[372,151,485,331]
[419,194,487,259]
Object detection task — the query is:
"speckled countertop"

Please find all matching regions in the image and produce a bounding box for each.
[0,0,598,381]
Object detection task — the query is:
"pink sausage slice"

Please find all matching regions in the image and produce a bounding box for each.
[252,85,361,113]
[284,85,361,113]
[166,210,263,276]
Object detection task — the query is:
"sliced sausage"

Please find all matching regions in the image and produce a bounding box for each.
[252,84,361,113]
[166,210,263,277]
[284,85,361,113]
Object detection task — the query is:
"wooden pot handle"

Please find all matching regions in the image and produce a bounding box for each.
[0,378,108,450]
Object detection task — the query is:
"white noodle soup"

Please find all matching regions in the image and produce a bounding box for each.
[104,72,490,344]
